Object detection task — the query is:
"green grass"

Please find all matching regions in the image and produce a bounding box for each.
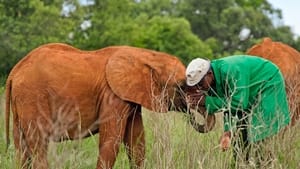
[1,92,300,169]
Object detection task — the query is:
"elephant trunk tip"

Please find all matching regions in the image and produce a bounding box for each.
[188,108,216,133]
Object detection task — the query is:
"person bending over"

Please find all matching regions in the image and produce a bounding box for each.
[185,55,290,167]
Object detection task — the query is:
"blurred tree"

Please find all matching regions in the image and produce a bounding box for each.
[71,0,212,63]
[0,0,77,83]
[174,0,299,54]
[133,15,212,63]
[295,37,300,50]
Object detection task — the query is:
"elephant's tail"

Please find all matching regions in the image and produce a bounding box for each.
[5,78,12,151]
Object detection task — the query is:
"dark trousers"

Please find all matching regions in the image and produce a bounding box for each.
[230,112,273,168]
[232,111,250,164]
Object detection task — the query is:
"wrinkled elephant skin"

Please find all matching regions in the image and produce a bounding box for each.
[5,44,188,169]
[247,37,300,125]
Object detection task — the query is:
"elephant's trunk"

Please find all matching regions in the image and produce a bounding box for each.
[181,85,216,133]
[188,108,216,133]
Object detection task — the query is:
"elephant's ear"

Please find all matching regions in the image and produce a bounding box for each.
[106,47,186,112]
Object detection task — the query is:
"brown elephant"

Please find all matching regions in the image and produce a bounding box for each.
[247,37,300,125]
[5,44,215,169]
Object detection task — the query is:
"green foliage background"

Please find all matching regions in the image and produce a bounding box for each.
[0,1,300,168]
[1,0,300,86]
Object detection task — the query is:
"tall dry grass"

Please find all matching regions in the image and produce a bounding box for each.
[1,91,300,169]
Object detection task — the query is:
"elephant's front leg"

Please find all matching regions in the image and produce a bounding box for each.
[123,106,145,169]
[97,101,130,169]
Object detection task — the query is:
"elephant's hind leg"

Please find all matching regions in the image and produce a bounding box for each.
[13,104,48,169]
[18,121,49,169]
[123,106,145,169]
[13,115,32,169]
[14,104,50,168]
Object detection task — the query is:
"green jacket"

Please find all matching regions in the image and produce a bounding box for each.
[205,55,290,142]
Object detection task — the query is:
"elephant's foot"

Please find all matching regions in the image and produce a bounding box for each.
[16,147,49,169]
[97,144,120,169]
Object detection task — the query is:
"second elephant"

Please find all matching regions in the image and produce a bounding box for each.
[247,37,300,125]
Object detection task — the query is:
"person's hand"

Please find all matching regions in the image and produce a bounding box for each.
[220,131,231,151]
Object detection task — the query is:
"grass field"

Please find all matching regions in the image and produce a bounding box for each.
[0,89,300,169]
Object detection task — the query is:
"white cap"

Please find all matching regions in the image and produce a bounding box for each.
[186,58,211,86]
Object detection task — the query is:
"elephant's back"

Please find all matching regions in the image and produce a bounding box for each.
[11,43,107,76]
[9,43,109,98]
[247,37,300,78]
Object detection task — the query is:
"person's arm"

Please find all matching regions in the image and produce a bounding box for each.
[206,66,250,132]
[205,68,250,112]
[224,67,250,110]
[204,96,226,114]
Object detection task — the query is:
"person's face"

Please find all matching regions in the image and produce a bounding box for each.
[198,70,214,91]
